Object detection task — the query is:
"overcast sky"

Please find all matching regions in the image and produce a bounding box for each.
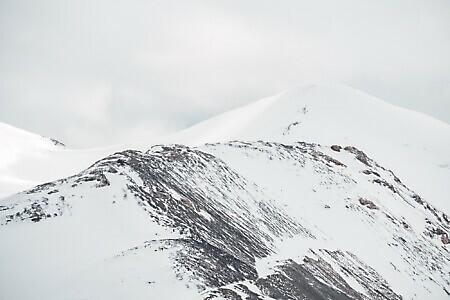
[1,0,449,148]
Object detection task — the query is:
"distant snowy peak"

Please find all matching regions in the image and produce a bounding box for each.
[0,121,127,199]
[0,122,65,149]
[171,83,450,147]
[0,121,65,178]
[165,83,450,213]
[0,122,65,171]
[0,122,86,199]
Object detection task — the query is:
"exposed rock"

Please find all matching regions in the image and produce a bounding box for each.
[433,228,446,235]
[344,146,357,152]
[344,146,372,166]
[324,155,345,167]
[331,145,342,152]
[50,138,66,147]
[373,178,397,194]
[256,259,355,300]
[359,198,378,210]
[362,169,381,177]
[442,234,449,245]
[304,250,403,300]
[283,121,300,136]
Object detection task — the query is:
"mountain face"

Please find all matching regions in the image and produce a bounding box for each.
[1,141,449,299]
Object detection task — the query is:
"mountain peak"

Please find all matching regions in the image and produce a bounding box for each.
[163,84,450,213]
[0,122,62,148]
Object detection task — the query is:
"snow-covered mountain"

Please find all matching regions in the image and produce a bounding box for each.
[1,84,449,299]
[3,84,449,213]
[0,142,449,299]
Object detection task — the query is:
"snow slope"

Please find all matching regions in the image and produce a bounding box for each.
[164,84,450,213]
[0,142,448,299]
[0,122,64,197]
[0,122,122,199]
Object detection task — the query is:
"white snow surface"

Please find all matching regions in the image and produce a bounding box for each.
[0,167,194,300]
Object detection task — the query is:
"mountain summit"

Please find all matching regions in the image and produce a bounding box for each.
[169,83,450,213]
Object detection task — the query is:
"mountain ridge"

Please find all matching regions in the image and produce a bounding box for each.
[1,141,448,299]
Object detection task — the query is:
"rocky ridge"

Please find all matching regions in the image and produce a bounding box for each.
[0,141,449,299]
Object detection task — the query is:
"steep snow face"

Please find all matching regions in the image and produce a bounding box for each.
[0,122,121,199]
[165,84,450,214]
[1,142,448,299]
